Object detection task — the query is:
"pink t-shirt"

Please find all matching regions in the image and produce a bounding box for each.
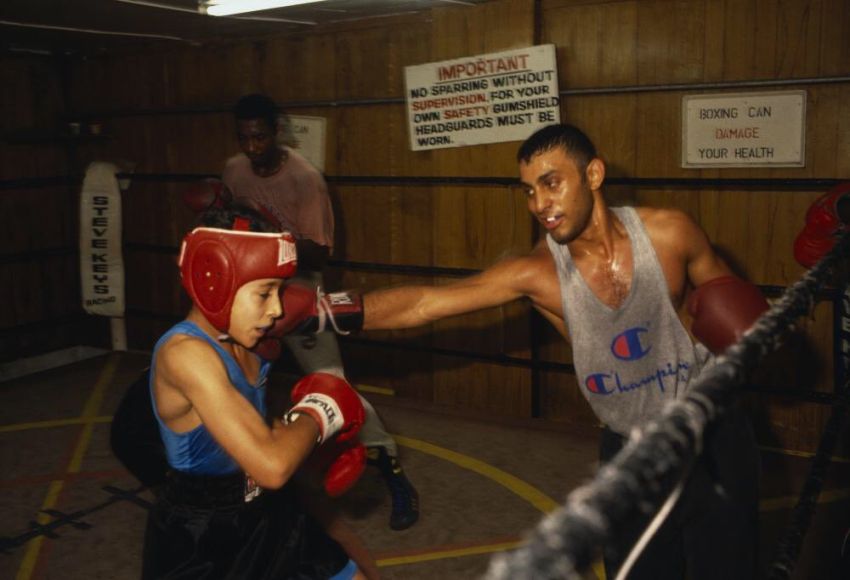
[222,148,334,249]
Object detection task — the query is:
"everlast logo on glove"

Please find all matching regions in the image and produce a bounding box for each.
[287,391,344,442]
[328,292,354,306]
[302,394,338,423]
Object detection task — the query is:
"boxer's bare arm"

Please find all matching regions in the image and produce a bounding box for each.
[641,208,733,297]
[675,213,733,285]
[155,336,318,489]
[363,251,550,330]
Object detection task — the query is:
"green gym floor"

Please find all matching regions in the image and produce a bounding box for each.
[1,351,848,579]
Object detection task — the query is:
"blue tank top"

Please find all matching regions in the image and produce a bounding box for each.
[149,320,270,475]
[546,207,714,435]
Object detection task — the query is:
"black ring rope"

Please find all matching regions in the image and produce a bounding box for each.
[1,173,844,191]
[767,375,850,579]
[485,231,850,580]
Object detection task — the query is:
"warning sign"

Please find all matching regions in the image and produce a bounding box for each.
[405,45,561,151]
[682,91,806,168]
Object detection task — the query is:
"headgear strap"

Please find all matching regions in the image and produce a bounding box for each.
[178,227,297,332]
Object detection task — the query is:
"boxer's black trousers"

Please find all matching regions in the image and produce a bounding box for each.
[142,470,349,579]
[599,405,760,580]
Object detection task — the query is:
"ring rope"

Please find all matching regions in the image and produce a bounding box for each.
[485,231,850,580]
[767,375,849,579]
[768,243,850,578]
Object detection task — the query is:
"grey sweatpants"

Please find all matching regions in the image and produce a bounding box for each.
[282,272,397,456]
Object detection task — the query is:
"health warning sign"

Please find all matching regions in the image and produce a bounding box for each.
[405,45,560,151]
[682,90,806,168]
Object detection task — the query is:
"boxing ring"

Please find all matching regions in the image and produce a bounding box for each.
[3,169,848,578]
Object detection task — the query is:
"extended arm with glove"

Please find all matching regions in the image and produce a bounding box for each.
[687,276,769,355]
[284,373,367,496]
[252,283,364,361]
[277,283,364,336]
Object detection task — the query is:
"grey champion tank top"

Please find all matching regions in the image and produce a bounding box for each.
[546,207,714,435]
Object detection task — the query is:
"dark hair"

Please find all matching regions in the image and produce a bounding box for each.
[516,124,597,175]
[197,205,278,234]
[233,93,278,130]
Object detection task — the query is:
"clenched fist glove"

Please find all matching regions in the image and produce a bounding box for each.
[285,373,366,496]
[688,276,769,355]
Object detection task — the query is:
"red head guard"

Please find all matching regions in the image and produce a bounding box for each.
[179,227,297,332]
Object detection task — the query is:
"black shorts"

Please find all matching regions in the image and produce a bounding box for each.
[142,470,350,579]
[599,405,760,580]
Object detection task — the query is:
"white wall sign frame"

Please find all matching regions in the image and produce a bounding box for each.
[682,90,806,168]
[405,44,560,151]
[278,114,327,172]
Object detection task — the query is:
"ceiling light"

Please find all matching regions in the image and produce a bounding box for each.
[200,0,326,17]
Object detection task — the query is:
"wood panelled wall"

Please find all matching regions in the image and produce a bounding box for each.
[1,55,109,361]
[4,0,848,453]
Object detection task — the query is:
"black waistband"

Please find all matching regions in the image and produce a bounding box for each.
[163,470,248,507]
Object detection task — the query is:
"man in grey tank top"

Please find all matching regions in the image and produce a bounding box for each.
[281,124,768,579]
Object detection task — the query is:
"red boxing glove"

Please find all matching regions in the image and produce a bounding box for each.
[688,275,769,355]
[232,196,283,231]
[793,182,850,268]
[286,373,365,443]
[304,438,367,497]
[274,283,364,337]
[182,178,232,213]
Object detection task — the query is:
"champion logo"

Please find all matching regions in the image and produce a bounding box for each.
[584,361,691,397]
[610,326,651,361]
[585,373,615,395]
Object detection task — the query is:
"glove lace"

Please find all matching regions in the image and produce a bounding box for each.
[315,286,351,336]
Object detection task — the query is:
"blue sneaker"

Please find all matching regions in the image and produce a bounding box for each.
[368,446,419,531]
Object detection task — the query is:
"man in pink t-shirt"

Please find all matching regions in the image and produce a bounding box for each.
[222,94,419,531]
[222,143,334,264]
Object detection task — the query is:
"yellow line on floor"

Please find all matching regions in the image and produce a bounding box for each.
[14,480,63,580]
[0,416,112,433]
[593,561,606,579]
[759,445,850,464]
[394,434,559,514]
[377,539,521,566]
[760,487,850,512]
[355,384,396,396]
[16,353,121,580]
[377,539,605,579]
[386,436,607,578]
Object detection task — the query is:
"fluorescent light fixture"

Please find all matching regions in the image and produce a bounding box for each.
[201,0,326,16]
